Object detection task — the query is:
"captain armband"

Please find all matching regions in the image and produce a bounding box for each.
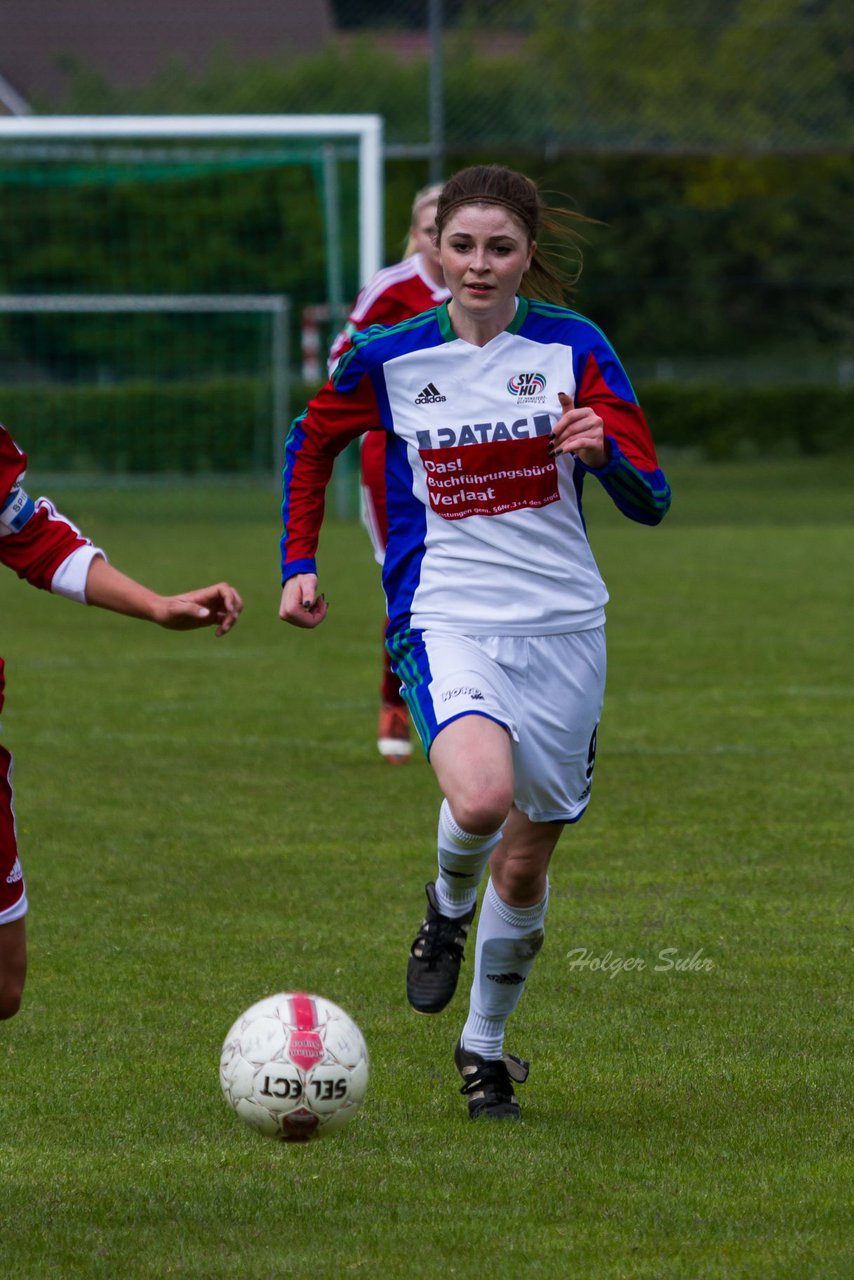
[0,485,35,537]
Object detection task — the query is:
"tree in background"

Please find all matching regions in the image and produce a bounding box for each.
[6,0,850,368]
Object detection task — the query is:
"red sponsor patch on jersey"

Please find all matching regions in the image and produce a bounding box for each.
[421,436,559,521]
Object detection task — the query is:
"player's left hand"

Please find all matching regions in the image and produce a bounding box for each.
[278,573,328,629]
[155,583,244,636]
[549,392,609,469]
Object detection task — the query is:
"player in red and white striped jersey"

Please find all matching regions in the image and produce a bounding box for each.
[0,423,243,1019]
[329,185,450,763]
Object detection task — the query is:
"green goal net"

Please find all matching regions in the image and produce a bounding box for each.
[0,115,383,480]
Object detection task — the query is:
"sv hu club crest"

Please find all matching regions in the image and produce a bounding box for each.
[507,372,547,397]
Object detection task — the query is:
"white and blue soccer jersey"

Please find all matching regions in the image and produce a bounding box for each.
[280,297,671,638]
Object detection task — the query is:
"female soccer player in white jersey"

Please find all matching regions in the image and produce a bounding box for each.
[278,164,671,1119]
[0,423,243,1019]
[329,184,450,764]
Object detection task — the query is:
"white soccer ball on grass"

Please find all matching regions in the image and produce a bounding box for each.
[219,991,369,1141]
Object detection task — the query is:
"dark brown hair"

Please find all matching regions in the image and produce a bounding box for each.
[435,164,591,304]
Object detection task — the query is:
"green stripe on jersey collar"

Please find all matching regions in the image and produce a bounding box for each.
[437,295,530,341]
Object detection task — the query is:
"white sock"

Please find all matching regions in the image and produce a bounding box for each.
[461,876,548,1059]
[434,798,504,918]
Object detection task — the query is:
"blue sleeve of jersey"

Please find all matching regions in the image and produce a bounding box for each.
[576,438,672,526]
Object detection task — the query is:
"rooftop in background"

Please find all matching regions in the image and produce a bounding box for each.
[0,2,847,154]
[0,0,335,110]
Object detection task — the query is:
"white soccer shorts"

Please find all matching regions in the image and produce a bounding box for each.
[388,627,606,824]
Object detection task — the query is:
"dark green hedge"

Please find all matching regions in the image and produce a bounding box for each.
[1,378,271,474]
[296,379,854,461]
[636,383,853,460]
[3,378,851,474]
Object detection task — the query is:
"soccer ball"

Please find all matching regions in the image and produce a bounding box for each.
[219,991,369,1142]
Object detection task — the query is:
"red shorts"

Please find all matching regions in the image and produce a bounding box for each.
[0,662,27,923]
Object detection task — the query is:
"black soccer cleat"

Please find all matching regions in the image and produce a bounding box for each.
[406,881,475,1014]
[454,1039,529,1119]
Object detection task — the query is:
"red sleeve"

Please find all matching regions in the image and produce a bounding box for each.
[572,354,671,525]
[280,373,383,579]
[576,352,660,472]
[0,424,92,590]
[330,278,433,368]
[356,290,417,330]
[0,423,26,496]
[329,288,407,368]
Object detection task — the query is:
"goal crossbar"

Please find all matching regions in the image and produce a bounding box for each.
[0,114,385,287]
[0,294,288,313]
[0,293,291,475]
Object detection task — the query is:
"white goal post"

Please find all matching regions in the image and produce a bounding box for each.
[0,114,384,492]
[0,293,290,473]
[0,113,385,288]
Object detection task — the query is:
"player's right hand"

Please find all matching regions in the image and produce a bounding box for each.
[279,573,328,629]
[157,582,244,636]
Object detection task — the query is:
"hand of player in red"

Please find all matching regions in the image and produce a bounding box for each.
[549,392,609,470]
[279,573,328,629]
[154,583,244,636]
[84,558,243,636]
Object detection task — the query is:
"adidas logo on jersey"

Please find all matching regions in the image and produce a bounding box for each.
[414,382,446,404]
[6,857,23,885]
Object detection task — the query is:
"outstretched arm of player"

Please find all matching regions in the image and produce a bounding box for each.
[85,556,243,636]
[278,573,328,629]
[279,363,380,627]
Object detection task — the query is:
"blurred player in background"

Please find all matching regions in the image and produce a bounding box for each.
[279,165,671,1119]
[329,184,450,764]
[0,423,243,1019]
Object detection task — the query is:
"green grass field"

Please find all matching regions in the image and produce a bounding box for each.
[1,458,851,1279]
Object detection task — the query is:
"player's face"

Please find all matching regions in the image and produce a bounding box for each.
[440,204,534,340]
[410,202,440,266]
